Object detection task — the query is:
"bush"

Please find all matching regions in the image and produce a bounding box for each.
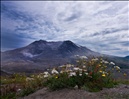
[44,57,120,91]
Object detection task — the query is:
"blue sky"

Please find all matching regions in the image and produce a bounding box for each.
[1,1,129,57]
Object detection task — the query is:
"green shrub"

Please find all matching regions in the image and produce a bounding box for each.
[44,57,120,91]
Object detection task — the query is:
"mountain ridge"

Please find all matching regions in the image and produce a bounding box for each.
[1,40,129,74]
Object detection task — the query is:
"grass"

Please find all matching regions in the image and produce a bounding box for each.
[103,93,129,99]
[115,79,129,85]
[0,73,45,99]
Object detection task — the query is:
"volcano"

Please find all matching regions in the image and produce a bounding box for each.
[1,40,129,74]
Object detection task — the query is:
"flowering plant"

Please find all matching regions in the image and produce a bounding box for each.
[44,57,121,91]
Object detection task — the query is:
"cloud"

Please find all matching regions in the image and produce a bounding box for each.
[62,11,82,22]
[1,1,128,57]
[1,29,32,51]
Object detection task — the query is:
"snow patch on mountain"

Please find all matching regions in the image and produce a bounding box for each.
[21,51,41,58]
[22,52,34,58]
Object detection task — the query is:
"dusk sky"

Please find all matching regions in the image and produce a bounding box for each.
[1,1,129,57]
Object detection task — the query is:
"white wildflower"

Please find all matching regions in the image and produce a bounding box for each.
[73,67,80,71]
[44,71,49,75]
[79,73,82,76]
[69,72,76,76]
[37,75,43,79]
[60,70,64,73]
[83,69,87,72]
[92,58,98,61]
[79,69,83,72]
[17,88,21,92]
[102,60,109,64]
[59,65,65,68]
[104,61,109,64]
[66,69,72,72]
[74,85,78,89]
[102,71,107,74]
[83,65,86,68]
[110,62,115,65]
[85,73,88,75]
[26,77,34,82]
[114,66,120,70]
[51,69,59,74]
[44,74,49,78]
[66,64,73,67]
[80,56,88,59]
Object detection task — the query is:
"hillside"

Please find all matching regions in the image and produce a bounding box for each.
[1,40,129,74]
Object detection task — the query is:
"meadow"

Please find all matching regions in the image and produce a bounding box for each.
[1,57,129,99]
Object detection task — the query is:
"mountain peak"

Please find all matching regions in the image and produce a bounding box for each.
[58,40,80,55]
[29,40,47,46]
[61,40,79,48]
[33,40,47,44]
[63,40,73,43]
[63,40,77,45]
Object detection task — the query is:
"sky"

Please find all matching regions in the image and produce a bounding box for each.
[1,1,129,57]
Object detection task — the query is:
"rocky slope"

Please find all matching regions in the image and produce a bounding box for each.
[1,40,129,74]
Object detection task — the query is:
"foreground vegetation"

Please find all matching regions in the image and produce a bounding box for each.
[1,57,128,99]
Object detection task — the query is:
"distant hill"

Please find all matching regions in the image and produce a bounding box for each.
[1,40,129,73]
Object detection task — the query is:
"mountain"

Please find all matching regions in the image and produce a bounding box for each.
[1,40,129,74]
